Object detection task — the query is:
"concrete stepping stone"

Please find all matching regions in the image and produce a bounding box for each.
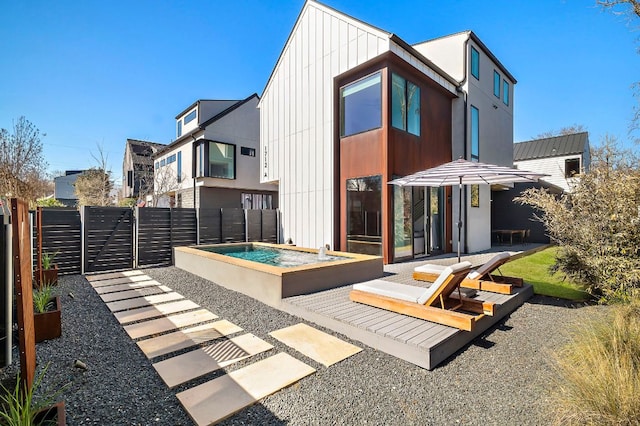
[153,333,274,388]
[176,352,315,426]
[85,270,144,282]
[106,292,184,312]
[99,285,173,303]
[269,323,362,367]
[137,320,243,359]
[123,309,218,340]
[113,300,201,324]
[90,274,153,288]
[94,280,162,294]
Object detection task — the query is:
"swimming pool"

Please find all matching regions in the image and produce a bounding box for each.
[174,243,384,307]
[199,245,346,267]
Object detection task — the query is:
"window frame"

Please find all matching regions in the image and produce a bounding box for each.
[391,73,421,137]
[565,158,580,178]
[177,120,182,138]
[493,71,500,98]
[241,146,256,157]
[196,140,237,180]
[470,105,479,162]
[503,80,510,106]
[184,109,197,125]
[340,72,382,137]
[471,47,480,80]
[177,151,182,183]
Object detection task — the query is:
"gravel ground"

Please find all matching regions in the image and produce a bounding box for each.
[1,267,602,425]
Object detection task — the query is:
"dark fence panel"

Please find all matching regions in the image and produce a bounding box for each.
[246,210,262,242]
[39,208,81,275]
[84,207,133,273]
[171,208,197,247]
[199,209,222,244]
[221,208,245,243]
[1,215,8,367]
[137,207,171,267]
[261,210,278,243]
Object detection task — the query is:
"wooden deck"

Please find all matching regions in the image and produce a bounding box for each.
[281,283,533,370]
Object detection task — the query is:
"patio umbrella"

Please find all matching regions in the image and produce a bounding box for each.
[388,158,548,262]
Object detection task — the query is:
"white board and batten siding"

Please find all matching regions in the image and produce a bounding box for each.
[515,155,581,193]
[259,1,390,249]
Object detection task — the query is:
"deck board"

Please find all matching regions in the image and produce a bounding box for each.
[281,282,533,369]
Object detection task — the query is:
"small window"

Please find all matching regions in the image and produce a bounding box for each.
[391,73,420,136]
[126,170,133,186]
[155,161,159,170]
[184,109,197,124]
[340,72,382,137]
[471,105,479,161]
[160,159,166,167]
[493,71,500,98]
[177,120,182,138]
[503,80,510,106]
[565,159,580,177]
[471,47,479,80]
[471,185,480,207]
[177,151,182,183]
[241,147,256,157]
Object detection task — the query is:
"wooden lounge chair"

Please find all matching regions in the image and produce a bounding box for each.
[412,253,523,295]
[349,262,495,332]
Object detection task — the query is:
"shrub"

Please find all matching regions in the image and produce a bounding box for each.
[517,136,640,302]
[33,285,54,314]
[551,302,640,425]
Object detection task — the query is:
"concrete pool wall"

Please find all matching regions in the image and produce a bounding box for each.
[174,243,384,307]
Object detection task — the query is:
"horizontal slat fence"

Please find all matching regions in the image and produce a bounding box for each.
[33,207,279,274]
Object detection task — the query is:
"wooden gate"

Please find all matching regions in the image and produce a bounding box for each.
[83,206,133,273]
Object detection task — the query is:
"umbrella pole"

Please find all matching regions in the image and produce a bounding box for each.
[458,178,462,263]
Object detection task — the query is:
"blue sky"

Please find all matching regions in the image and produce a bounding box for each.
[1,0,638,184]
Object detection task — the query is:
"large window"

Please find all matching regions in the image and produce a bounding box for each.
[393,184,412,259]
[195,141,236,179]
[503,80,510,106]
[471,105,479,161]
[340,73,382,137]
[346,176,382,256]
[184,109,197,124]
[471,47,479,80]
[493,71,500,98]
[391,73,420,136]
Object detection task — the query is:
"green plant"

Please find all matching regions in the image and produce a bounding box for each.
[33,285,54,314]
[0,365,56,426]
[40,252,58,270]
[551,301,640,424]
[35,198,65,207]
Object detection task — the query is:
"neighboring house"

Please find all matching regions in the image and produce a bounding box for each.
[514,132,590,193]
[258,0,516,263]
[53,170,85,207]
[122,139,166,200]
[153,94,277,209]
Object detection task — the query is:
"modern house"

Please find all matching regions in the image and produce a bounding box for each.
[122,139,166,200]
[514,132,590,193]
[258,0,516,263]
[153,94,278,209]
[53,170,85,207]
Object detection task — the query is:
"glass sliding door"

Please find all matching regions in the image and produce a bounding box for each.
[412,187,426,256]
[346,176,382,256]
[393,184,413,260]
[428,187,445,254]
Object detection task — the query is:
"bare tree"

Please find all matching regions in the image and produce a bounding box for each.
[74,145,114,206]
[0,116,50,204]
[151,165,185,207]
[535,124,587,139]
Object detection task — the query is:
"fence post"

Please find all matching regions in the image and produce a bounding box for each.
[196,207,200,245]
[169,208,174,265]
[134,207,139,269]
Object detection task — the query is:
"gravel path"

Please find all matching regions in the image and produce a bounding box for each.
[1,267,600,425]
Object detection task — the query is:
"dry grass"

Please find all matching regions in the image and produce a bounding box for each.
[551,302,640,425]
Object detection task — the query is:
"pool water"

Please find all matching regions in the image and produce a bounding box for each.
[201,245,344,267]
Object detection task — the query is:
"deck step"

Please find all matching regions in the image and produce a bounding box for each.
[137,320,242,359]
[176,353,315,426]
[123,309,218,340]
[153,333,273,387]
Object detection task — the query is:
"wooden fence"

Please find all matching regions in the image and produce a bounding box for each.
[33,207,279,273]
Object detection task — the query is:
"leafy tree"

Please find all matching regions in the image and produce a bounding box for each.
[516,135,640,302]
[0,116,50,205]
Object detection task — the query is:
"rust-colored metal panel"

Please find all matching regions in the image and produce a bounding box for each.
[11,198,36,391]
